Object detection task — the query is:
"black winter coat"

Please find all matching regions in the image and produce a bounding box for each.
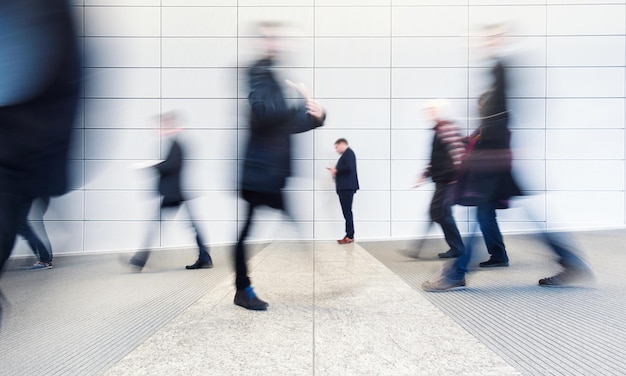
[455,61,522,208]
[241,58,324,194]
[0,0,80,197]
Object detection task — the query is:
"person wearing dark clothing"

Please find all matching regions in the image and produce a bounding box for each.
[328,139,359,244]
[423,27,593,291]
[17,197,54,270]
[0,0,81,328]
[415,100,465,258]
[129,113,213,271]
[235,23,326,311]
[422,59,520,292]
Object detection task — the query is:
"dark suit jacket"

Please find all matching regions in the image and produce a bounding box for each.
[335,147,359,192]
[241,58,325,194]
[156,138,184,207]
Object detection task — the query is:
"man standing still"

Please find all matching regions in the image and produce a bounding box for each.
[235,22,326,311]
[328,139,359,244]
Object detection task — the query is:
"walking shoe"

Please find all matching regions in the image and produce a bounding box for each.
[422,274,466,292]
[27,261,53,271]
[539,268,595,287]
[234,286,268,311]
[186,259,213,269]
[479,258,509,268]
[438,249,462,259]
[337,237,354,244]
[128,258,145,272]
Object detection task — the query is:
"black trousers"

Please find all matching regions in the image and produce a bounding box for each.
[235,190,286,291]
[337,190,356,239]
[430,182,464,254]
[131,200,210,267]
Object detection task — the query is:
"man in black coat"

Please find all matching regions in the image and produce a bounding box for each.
[328,139,359,244]
[0,0,80,326]
[129,112,213,271]
[235,22,326,310]
[415,100,465,258]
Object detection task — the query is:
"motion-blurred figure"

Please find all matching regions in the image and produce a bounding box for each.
[17,197,54,270]
[327,138,359,244]
[422,24,593,292]
[235,22,326,310]
[129,112,213,271]
[0,0,81,325]
[423,26,521,292]
[413,99,465,259]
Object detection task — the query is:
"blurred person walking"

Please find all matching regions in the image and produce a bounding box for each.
[0,0,81,326]
[422,25,521,291]
[235,22,326,310]
[129,112,213,271]
[413,99,465,259]
[327,138,359,244]
[422,24,593,292]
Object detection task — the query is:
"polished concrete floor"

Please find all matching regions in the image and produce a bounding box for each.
[1,229,624,375]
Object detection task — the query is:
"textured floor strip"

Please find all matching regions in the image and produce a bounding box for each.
[103,241,519,376]
[359,229,626,376]
[0,244,266,376]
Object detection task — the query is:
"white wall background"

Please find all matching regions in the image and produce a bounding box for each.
[13,0,626,256]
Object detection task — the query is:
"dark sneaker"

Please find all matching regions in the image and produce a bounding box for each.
[422,274,466,292]
[234,286,268,311]
[438,249,462,259]
[539,268,595,287]
[27,261,53,271]
[186,259,213,269]
[128,258,145,272]
[479,258,509,268]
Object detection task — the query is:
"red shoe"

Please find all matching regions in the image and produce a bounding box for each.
[337,237,354,244]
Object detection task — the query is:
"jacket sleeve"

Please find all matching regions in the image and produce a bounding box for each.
[290,105,325,134]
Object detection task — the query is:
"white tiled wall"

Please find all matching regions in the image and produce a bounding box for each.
[14,1,625,256]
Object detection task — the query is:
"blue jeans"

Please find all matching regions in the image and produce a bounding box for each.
[451,202,507,278]
[16,197,52,263]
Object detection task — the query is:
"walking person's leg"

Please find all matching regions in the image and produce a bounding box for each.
[233,190,268,310]
[520,202,594,286]
[476,203,509,267]
[422,212,479,291]
[129,205,163,270]
[432,183,464,258]
[183,202,213,269]
[16,199,53,270]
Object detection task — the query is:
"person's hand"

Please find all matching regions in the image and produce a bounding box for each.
[413,175,426,188]
[132,160,160,169]
[306,99,325,122]
[285,79,309,100]
[327,166,337,178]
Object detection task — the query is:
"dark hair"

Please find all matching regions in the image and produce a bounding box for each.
[334,138,348,145]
